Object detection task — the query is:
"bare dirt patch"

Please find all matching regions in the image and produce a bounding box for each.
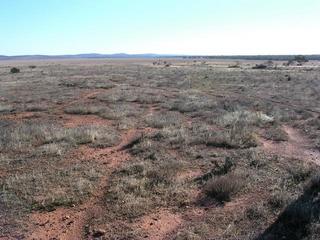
[25,128,142,239]
[261,125,320,164]
[136,210,182,240]
[62,114,111,128]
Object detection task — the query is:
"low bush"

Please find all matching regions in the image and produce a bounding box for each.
[0,104,15,113]
[10,67,20,74]
[145,111,184,128]
[263,126,289,141]
[104,155,189,219]
[64,105,103,115]
[204,173,245,202]
[252,64,267,69]
[268,191,291,210]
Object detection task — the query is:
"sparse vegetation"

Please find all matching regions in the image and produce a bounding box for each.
[252,64,267,69]
[104,153,189,219]
[0,104,15,113]
[228,62,241,68]
[263,125,289,141]
[0,59,319,239]
[1,163,101,211]
[204,173,245,202]
[0,121,120,152]
[145,111,184,128]
[64,105,104,115]
[10,67,20,73]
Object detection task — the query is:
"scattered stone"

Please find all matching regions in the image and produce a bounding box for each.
[92,228,106,238]
[62,215,70,221]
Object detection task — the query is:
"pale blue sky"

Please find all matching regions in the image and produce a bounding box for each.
[1,0,320,55]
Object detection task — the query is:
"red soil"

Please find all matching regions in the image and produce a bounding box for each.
[136,210,182,240]
[26,128,143,240]
[261,125,320,165]
[62,114,111,128]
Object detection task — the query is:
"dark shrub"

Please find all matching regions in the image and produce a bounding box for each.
[305,174,320,194]
[10,67,20,73]
[252,64,267,69]
[204,173,245,202]
[294,55,308,63]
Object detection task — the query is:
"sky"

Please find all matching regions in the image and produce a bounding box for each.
[1,0,320,55]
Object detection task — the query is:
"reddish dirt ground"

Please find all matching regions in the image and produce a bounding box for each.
[26,123,320,240]
[135,210,182,240]
[62,114,111,128]
[26,128,143,240]
[1,59,319,239]
[0,112,36,121]
[261,125,320,164]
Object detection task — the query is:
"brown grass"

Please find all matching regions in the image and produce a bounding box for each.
[204,173,245,202]
[0,59,319,239]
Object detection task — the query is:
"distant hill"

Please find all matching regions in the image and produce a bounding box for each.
[0,53,320,61]
[182,55,320,61]
[0,53,170,61]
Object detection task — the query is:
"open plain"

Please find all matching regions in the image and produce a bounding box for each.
[0,58,320,239]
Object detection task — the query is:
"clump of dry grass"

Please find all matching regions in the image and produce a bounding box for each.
[64,103,144,125]
[36,143,65,156]
[0,121,120,153]
[64,105,104,115]
[287,163,312,184]
[24,103,48,112]
[226,120,259,148]
[211,110,266,148]
[104,139,191,219]
[220,110,274,127]
[159,126,190,145]
[0,122,64,152]
[60,79,115,89]
[1,163,101,211]
[166,93,216,113]
[204,173,245,202]
[145,111,184,128]
[154,120,258,149]
[189,122,258,149]
[268,191,291,211]
[0,104,15,113]
[263,125,289,141]
[245,202,269,222]
[97,87,166,104]
[98,103,143,120]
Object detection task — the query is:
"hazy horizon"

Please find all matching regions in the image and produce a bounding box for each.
[1,0,320,56]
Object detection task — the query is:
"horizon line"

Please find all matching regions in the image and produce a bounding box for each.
[1,53,320,57]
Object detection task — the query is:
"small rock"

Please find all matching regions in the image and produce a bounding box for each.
[92,229,106,238]
[62,215,70,221]
[38,220,49,226]
[67,220,74,226]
